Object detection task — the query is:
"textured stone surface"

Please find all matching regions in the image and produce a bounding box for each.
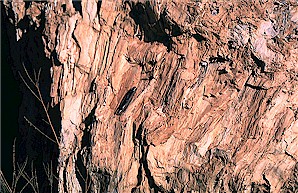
[3,0,298,192]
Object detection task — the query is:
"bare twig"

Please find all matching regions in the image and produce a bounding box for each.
[43,162,58,182]
[33,69,37,83]
[12,139,27,193]
[24,116,57,144]
[22,63,36,85]
[18,72,40,102]
[19,64,59,144]
[75,166,85,182]
[19,179,31,193]
[37,69,41,84]
[12,138,16,190]
[12,157,28,193]
[43,162,59,193]
[43,163,53,193]
[42,119,50,125]
[18,162,39,193]
[46,102,50,111]
[1,139,57,193]
[0,170,12,193]
[36,87,59,144]
[32,162,39,193]
[85,170,92,193]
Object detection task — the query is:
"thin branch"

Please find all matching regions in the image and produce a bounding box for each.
[0,171,12,193]
[19,180,31,193]
[37,68,41,84]
[16,158,28,178]
[42,119,50,125]
[43,162,58,181]
[13,158,28,193]
[33,69,37,83]
[36,88,59,144]
[17,161,38,193]
[12,138,16,190]
[32,162,39,193]
[75,166,85,183]
[85,171,92,193]
[43,163,52,183]
[18,72,41,102]
[43,163,53,193]
[11,139,25,193]
[20,65,59,145]
[75,164,92,193]
[52,173,59,181]
[22,63,35,86]
[24,116,57,144]
[19,171,38,193]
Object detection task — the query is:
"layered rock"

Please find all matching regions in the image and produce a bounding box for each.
[3,0,298,192]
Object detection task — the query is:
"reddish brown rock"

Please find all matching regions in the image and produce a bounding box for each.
[3,0,298,192]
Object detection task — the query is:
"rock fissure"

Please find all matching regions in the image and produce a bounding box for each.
[115,87,137,115]
[137,122,165,193]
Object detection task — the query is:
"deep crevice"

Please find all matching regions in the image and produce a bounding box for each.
[93,168,111,193]
[88,78,96,93]
[245,83,268,90]
[262,174,271,192]
[142,145,164,192]
[251,181,270,193]
[72,0,82,16]
[218,68,228,75]
[115,87,137,115]
[163,72,177,106]
[51,51,63,66]
[75,153,90,193]
[193,33,206,42]
[209,56,230,63]
[97,0,102,17]
[251,53,265,73]
[133,123,144,192]
[129,2,181,51]
[83,105,97,130]
[75,105,95,192]
[61,4,66,12]
[133,122,165,193]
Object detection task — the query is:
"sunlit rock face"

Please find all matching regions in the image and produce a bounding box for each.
[3,0,298,192]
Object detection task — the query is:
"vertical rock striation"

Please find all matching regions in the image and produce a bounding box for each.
[3,0,298,192]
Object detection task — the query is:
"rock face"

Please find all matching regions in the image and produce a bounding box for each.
[3,0,298,192]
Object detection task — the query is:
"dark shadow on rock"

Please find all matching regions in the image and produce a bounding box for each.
[128,1,182,51]
[1,3,21,186]
[1,4,60,193]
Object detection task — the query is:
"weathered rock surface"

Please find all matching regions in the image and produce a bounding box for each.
[3,0,298,192]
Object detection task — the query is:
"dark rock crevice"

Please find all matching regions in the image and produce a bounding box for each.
[132,122,165,192]
[90,167,111,193]
[128,1,183,51]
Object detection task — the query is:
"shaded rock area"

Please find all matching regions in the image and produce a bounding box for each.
[2,0,298,192]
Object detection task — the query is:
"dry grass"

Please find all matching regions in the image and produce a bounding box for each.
[0,139,47,193]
